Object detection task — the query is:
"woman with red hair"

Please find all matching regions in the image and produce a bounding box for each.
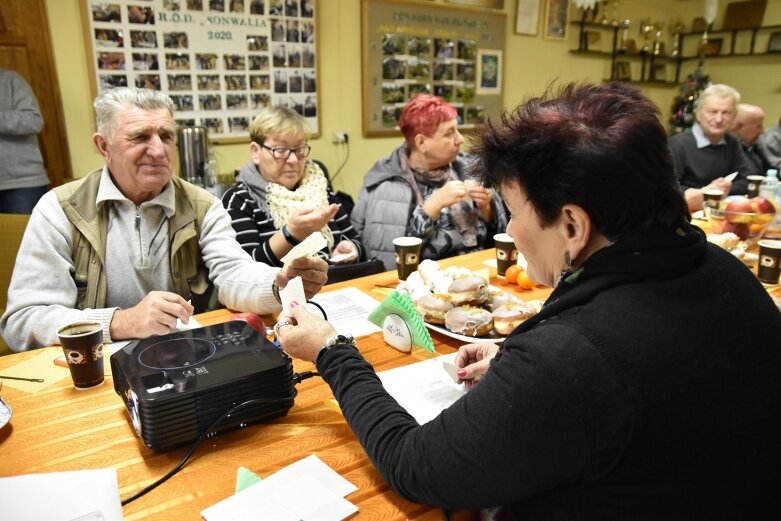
[351,94,507,269]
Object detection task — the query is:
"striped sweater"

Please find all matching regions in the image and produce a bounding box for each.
[221,181,365,267]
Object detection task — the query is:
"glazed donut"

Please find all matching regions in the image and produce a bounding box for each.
[492,302,535,335]
[448,276,490,306]
[445,306,494,337]
[415,293,454,324]
[486,291,518,311]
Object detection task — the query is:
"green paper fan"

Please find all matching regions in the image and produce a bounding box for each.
[368,290,434,352]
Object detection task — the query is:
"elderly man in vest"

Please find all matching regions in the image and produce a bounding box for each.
[0,88,327,351]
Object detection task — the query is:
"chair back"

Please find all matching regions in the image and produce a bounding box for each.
[0,213,30,356]
[311,158,355,217]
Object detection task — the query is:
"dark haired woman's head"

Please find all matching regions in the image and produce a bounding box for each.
[471,82,688,241]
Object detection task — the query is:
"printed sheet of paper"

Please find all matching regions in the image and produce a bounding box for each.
[201,455,358,521]
[280,231,328,266]
[378,352,467,424]
[310,287,383,337]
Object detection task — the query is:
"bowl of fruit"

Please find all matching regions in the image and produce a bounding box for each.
[705,196,776,242]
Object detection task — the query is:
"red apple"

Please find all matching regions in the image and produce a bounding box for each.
[721,220,751,240]
[230,312,266,333]
[725,198,753,224]
[749,196,776,215]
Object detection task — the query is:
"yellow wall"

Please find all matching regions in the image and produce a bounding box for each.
[46,0,781,200]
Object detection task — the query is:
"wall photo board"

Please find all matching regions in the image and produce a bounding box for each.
[361,0,506,137]
[82,0,320,142]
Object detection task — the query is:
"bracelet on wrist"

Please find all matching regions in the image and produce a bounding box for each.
[317,333,356,364]
[282,224,301,246]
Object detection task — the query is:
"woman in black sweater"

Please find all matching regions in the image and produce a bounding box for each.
[275,83,781,519]
[222,106,364,267]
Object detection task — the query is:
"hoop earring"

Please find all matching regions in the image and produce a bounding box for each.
[558,250,574,284]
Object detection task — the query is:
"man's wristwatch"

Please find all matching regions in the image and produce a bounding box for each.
[281,224,301,246]
[317,333,356,363]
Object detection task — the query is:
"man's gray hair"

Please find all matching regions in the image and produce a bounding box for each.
[93,87,175,142]
[693,83,741,115]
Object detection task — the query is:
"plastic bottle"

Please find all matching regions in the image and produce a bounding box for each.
[759,169,779,201]
[204,148,224,198]
[761,169,781,237]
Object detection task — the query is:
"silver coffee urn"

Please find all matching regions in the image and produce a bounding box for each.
[177,126,208,187]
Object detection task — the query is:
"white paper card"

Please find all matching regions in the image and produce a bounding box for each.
[201,455,358,521]
[176,315,202,331]
[0,468,123,521]
[279,276,306,317]
[280,231,328,266]
[442,359,460,383]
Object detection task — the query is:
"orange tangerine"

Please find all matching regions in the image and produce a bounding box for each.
[516,270,534,290]
[504,264,522,284]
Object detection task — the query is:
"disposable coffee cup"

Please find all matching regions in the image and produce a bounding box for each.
[393,237,423,280]
[746,175,766,198]
[493,232,518,277]
[757,239,781,285]
[57,321,105,390]
[702,188,724,209]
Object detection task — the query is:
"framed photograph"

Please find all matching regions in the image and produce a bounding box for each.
[515,0,540,36]
[362,0,505,137]
[81,0,321,142]
[446,0,504,7]
[543,0,569,40]
[614,60,631,81]
[651,63,666,82]
[702,38,723,56]
[476,49,502,94]
[768,31,781,53]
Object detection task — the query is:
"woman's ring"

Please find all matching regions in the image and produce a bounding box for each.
[274,321,291,335]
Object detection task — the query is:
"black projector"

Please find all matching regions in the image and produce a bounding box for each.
[111,321,296,452]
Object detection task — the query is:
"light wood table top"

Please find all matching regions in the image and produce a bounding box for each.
[0,248,542,521]
[0,245,775,520]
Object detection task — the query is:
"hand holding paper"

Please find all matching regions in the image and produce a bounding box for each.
[276,234,329,300]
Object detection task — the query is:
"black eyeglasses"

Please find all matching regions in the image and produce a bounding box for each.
[258,143,311,160]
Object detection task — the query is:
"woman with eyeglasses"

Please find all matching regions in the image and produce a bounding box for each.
[222,106,364,267]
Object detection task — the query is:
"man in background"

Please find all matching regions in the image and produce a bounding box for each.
[0,68,50,214]
[758,114,781,170]
[729,103,771,173]
[668,83,760,212]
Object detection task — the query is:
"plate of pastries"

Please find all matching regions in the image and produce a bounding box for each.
[397,259,541,344]
[706,232,759,266]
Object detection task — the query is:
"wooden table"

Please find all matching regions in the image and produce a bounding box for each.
[0,249,548,521]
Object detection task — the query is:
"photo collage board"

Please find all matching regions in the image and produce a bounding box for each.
[84,0,319,140]
[362,0,505,137]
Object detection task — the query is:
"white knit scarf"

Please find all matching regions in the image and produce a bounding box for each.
[265,162,335,249]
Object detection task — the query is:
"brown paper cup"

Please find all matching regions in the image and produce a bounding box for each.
[702,188,724,209]
[493,233,518,277]
[757,239,781,285]
[57,321,105,390]
[393,237,422,280]
[746,175,766,199]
